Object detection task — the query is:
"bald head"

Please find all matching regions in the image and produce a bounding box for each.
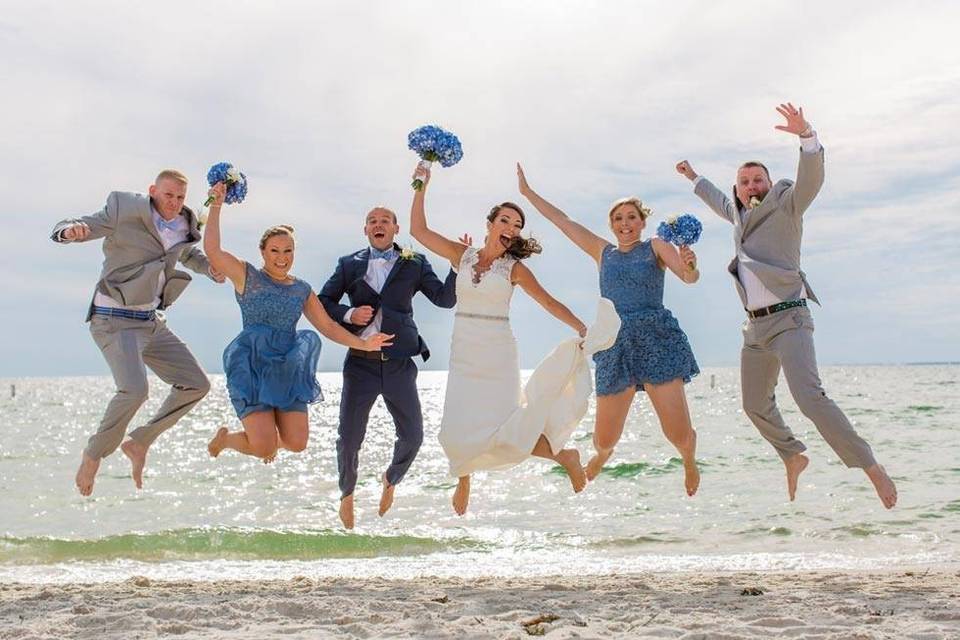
[364,206,400,250]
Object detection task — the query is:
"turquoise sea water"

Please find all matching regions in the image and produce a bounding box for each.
[0,365,957,582]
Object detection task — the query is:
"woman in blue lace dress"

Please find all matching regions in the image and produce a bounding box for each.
[202,183,392,463]
[518,165,702,497]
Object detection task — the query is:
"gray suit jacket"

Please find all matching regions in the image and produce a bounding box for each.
[51,191,213,320]
[694,147,825,308]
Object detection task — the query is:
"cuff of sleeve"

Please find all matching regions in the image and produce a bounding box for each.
[343,308,354,324]
[692,176,705,188]
[800,131,821,154]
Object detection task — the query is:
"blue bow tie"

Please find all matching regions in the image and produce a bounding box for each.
[369,247,397,261]
[156,217,181,232]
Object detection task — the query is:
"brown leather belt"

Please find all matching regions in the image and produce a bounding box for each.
[348,348,389,361]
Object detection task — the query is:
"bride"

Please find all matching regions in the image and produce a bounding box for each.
[410,163,616,516]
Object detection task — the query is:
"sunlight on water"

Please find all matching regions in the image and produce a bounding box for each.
[0,365,957,581]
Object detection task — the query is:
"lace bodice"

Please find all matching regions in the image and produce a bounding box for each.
[236,262,312,332]
[454,247,516,317]
[599,241,664,315]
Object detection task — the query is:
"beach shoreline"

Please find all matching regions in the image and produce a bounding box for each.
[2,569,958,639]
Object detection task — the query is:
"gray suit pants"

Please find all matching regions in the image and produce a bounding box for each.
[740,306,876,469]
[86,314,210,459]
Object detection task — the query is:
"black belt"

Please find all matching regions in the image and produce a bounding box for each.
[746,299,807,319]
[348,348,389,361]
[92,306,156,321]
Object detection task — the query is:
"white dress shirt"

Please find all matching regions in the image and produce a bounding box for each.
[343,250,398,339]
[93,207,188,311]
[694,132,820,310]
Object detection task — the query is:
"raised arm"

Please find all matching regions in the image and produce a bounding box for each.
[651,238,699,284]
[676,160,736,224]
[512,262,587,337]
[50,191,123,243]
[202,182,246,292]
[410,164,467,267]
[416,256,458,309]
[774,102,824,215]
[517,164,608,264]
[302,294,394,351]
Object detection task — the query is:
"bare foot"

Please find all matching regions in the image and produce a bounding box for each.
[339,494,355,529]
[452,476,470,516]
[555,449,587,493]
[121,439,147,490]
[784,453,810,501]
[865,464,898,509]
[75,452,100,497]
[585,448,613,481]
[681,429,700,497]
[379,474,396,517]
[207,427,228,458]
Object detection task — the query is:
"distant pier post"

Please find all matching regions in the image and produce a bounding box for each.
[710,375,715,389]
[10,384,14,398]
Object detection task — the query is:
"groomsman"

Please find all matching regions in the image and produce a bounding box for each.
[320,206,456,529]
[676,103,897,508]
[51,170,224,496]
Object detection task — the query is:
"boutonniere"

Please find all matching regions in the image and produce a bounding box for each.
[748,196,762,209]
[196,208,209,230]
[399,246,418,261]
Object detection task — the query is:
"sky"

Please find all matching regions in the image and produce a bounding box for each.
[2,0,958,377]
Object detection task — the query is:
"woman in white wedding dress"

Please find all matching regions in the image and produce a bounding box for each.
[410,163,619,516]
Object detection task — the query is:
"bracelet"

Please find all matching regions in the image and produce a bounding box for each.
[799,124,813,137]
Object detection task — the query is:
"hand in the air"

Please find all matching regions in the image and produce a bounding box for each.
[63,223,91,241]
[675,160,698,181]
[774,102,811,136]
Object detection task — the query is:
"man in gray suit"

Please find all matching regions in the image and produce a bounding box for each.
[51,169,224,496]
[676,103,897,509]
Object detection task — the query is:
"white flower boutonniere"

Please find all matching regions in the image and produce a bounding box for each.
[665,214,679,225]
[400,246,418,261]
[748,196,762,209]
[196,207,209,230]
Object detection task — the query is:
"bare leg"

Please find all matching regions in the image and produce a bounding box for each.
[379,473,395,517]
[785,452,810,501]
[531,435,586,493]
[120,439,148,490]
[586,387,636,481]
[644,379,700,497]
[452,476,470,516]
[75,452,100,497]
[206,411,279,461]
[276,410,309,453]
[339,494,355,529]
[865,464,897,509]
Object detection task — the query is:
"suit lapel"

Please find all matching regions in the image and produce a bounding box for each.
[141,197,165,249]
[741,181,789,242]
[380,243,405,292]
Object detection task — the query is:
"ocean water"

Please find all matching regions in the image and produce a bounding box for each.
[0,365,957,583]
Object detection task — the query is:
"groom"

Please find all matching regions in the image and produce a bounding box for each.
[319,206,457,529]
[676,103,897,509]
[51,169,224,496]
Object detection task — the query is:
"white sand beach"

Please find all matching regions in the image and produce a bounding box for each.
[2,570,958,639]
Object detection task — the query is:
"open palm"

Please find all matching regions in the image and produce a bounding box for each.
[774,102,810,136]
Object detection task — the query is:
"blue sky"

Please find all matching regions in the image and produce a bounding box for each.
[3,1,958,376]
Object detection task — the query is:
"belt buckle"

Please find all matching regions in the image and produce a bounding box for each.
[379,352,388,362]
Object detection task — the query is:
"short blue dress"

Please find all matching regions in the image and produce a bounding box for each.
[223,263,323,419]
[593,241,699,395]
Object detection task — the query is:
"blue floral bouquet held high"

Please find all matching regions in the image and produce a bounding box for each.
[407,125,463,190]
[203,162,248,207]
[656,214,703,246]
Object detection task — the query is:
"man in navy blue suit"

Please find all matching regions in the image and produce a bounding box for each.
[320,206,457,528]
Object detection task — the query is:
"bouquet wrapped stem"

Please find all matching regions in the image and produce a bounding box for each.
[411,158,434,191]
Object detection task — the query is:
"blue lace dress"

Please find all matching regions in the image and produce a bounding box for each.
[223,263,323,418]
[593,241,699,395]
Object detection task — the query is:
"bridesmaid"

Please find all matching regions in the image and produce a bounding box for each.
[203,182,393,462]
[517,164,702,496]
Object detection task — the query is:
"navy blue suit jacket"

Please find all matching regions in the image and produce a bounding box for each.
[318,246,457,361]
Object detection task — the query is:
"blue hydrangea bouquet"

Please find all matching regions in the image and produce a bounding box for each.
[656,213,702,246]
[203,162,248,207]
[407,125,463,190]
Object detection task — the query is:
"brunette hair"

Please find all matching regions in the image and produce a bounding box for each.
[487,202,542,260]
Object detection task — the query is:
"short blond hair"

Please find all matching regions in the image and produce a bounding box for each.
[155,169,189,185]
[608,196,651,222]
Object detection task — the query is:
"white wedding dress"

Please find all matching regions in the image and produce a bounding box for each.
[439,247,621,478]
